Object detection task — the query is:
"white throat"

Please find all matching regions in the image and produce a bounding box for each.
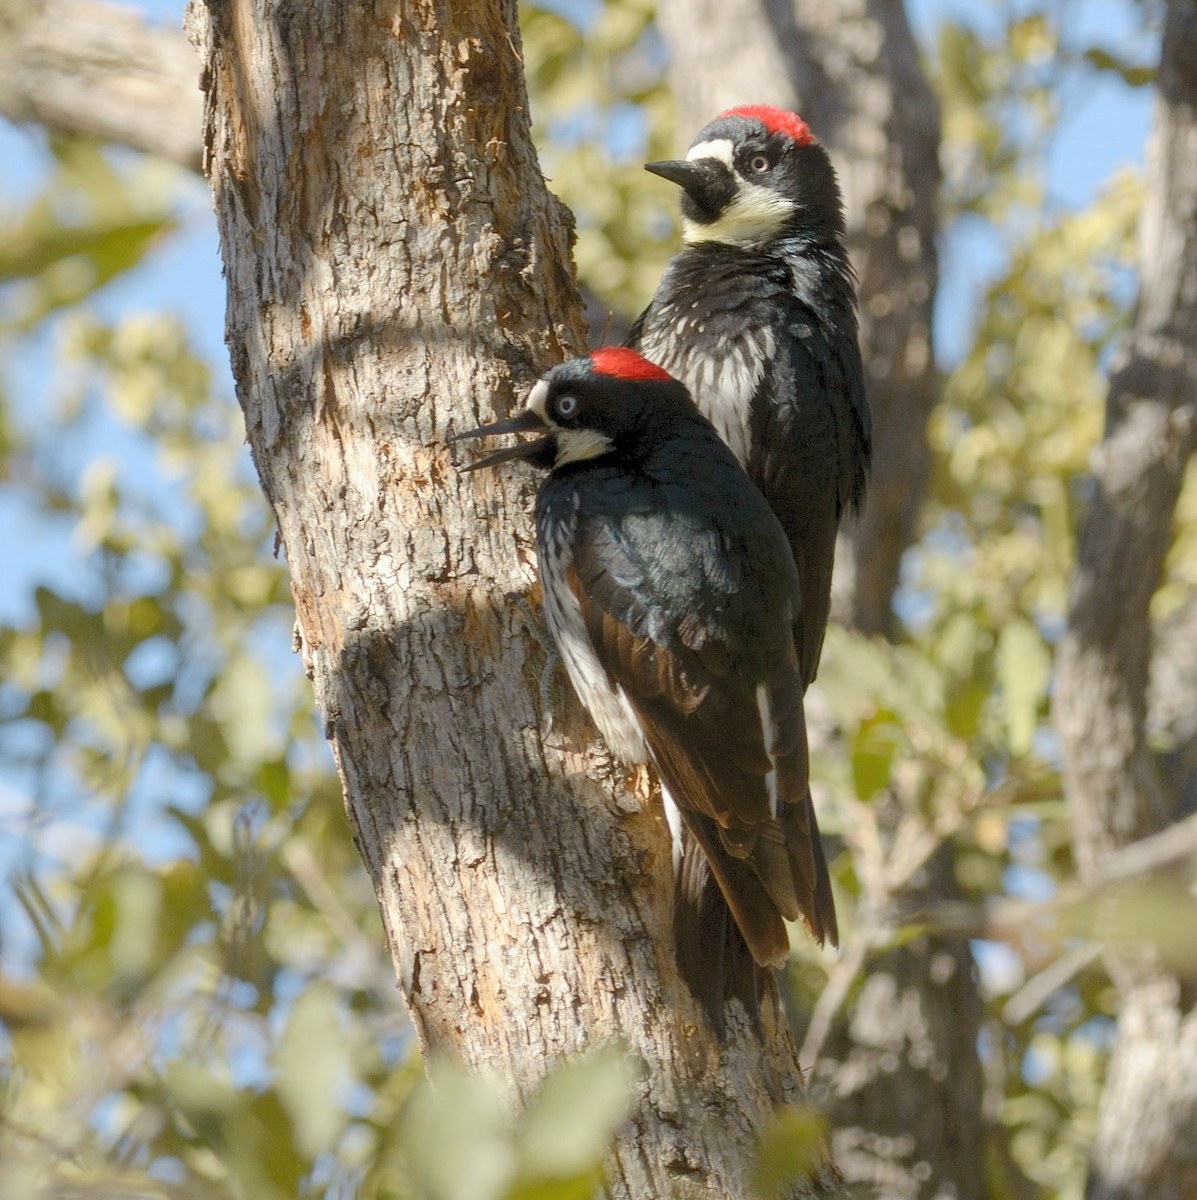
[553,428,614,467]
[682,188,796,246]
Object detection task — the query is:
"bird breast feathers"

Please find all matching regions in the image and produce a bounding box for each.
[634,328,774,471]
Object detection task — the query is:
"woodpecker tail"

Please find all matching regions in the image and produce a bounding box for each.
[672,790,838,1039]
[673,824,766,1037]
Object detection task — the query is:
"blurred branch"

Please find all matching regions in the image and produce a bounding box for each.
[818,811,1197,1044]
[1050,5,1197,1183]
[1001,943,1103,1026]
[908,811,1197,940]
[0,0,202,171]
[798,937,869,1066]
[1055,1,1197,880]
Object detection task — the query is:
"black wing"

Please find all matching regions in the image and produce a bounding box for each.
[748,289,869,687]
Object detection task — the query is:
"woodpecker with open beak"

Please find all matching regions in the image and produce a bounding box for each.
[455,348,837,1032]
[630,105,871,693]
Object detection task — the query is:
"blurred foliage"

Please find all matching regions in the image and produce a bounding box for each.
[0,3,1192,1200]
[788,7,1187,1200]
[390,1047,640,1200]
[750,1105,827,1198]
[523,0,676,320]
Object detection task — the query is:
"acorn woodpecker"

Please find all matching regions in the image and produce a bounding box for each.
[629,104,870,691]
[455,348,837,1031]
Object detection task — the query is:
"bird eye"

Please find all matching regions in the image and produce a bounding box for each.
[750,154,770,173]
[555,394,579,419]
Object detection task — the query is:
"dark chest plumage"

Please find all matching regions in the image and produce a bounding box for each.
[629,237,869,684]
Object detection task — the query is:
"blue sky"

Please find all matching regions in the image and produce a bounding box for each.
[0,0,1160,972]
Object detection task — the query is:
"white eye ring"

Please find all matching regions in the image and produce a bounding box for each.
[556,394,578,418]
[751,154,770,173]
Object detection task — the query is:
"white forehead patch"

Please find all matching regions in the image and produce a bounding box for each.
[686,137,735,168]
[527,378,550,420]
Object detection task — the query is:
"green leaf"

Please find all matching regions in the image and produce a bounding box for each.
[274,984,352,1158]
[209,653,278,766]
[850,709,902,800]
[515,1044,639,1181]
[750,1105,827,1198]
[995,619,1050,756]
[400,1058,516,1200]
[1083,47,1156,88]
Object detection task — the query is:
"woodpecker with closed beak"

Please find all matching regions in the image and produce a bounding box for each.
[630,105,870,693]
[455,348,837,1032]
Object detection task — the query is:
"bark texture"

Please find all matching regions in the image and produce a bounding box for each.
[0,0,202,169]
[187,1,831,1195]
[652,6,981,1199]
[802,842,985,1200]
[1054,3,1197,1198]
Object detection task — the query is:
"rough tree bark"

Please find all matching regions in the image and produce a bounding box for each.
[652,6,984,1199]
[185,1,833,1196]
[1054,3,1197,1198]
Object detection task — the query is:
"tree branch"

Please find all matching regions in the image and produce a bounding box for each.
[904,810,1197,942]
[1055,0,1197,882]
[0,0,202,170]
[1053,5,1197,1194]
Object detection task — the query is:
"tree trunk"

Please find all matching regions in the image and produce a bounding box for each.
[186,1,832,1195]
[803,840,985,1200]
[652,6,983,1199]
[1054,3,1197,1197]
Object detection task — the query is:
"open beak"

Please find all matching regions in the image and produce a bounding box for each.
[645,157,728,216]
[452,407,552,471]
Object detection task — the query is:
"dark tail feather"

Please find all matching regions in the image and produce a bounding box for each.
[673,828,766,1038]
[804,798,839,949]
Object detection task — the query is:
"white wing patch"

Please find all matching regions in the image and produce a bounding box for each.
[755,684,779,820]
[636,327,774,469]
[661,785,685,875]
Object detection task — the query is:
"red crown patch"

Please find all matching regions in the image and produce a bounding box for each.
[721,105,813,146]
[589,347,674,383]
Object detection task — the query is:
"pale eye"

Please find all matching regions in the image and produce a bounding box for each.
[555,394,578,418]
[750,154,770,173]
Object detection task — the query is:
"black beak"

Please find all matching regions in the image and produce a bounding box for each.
[645,157,732,222]
[451,407,552,471]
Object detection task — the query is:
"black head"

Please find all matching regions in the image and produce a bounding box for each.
[645,105,843,248]
[453,349,695,473]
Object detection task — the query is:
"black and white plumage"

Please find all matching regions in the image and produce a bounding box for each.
[455,349,837,1030]
[630,104,870,691]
